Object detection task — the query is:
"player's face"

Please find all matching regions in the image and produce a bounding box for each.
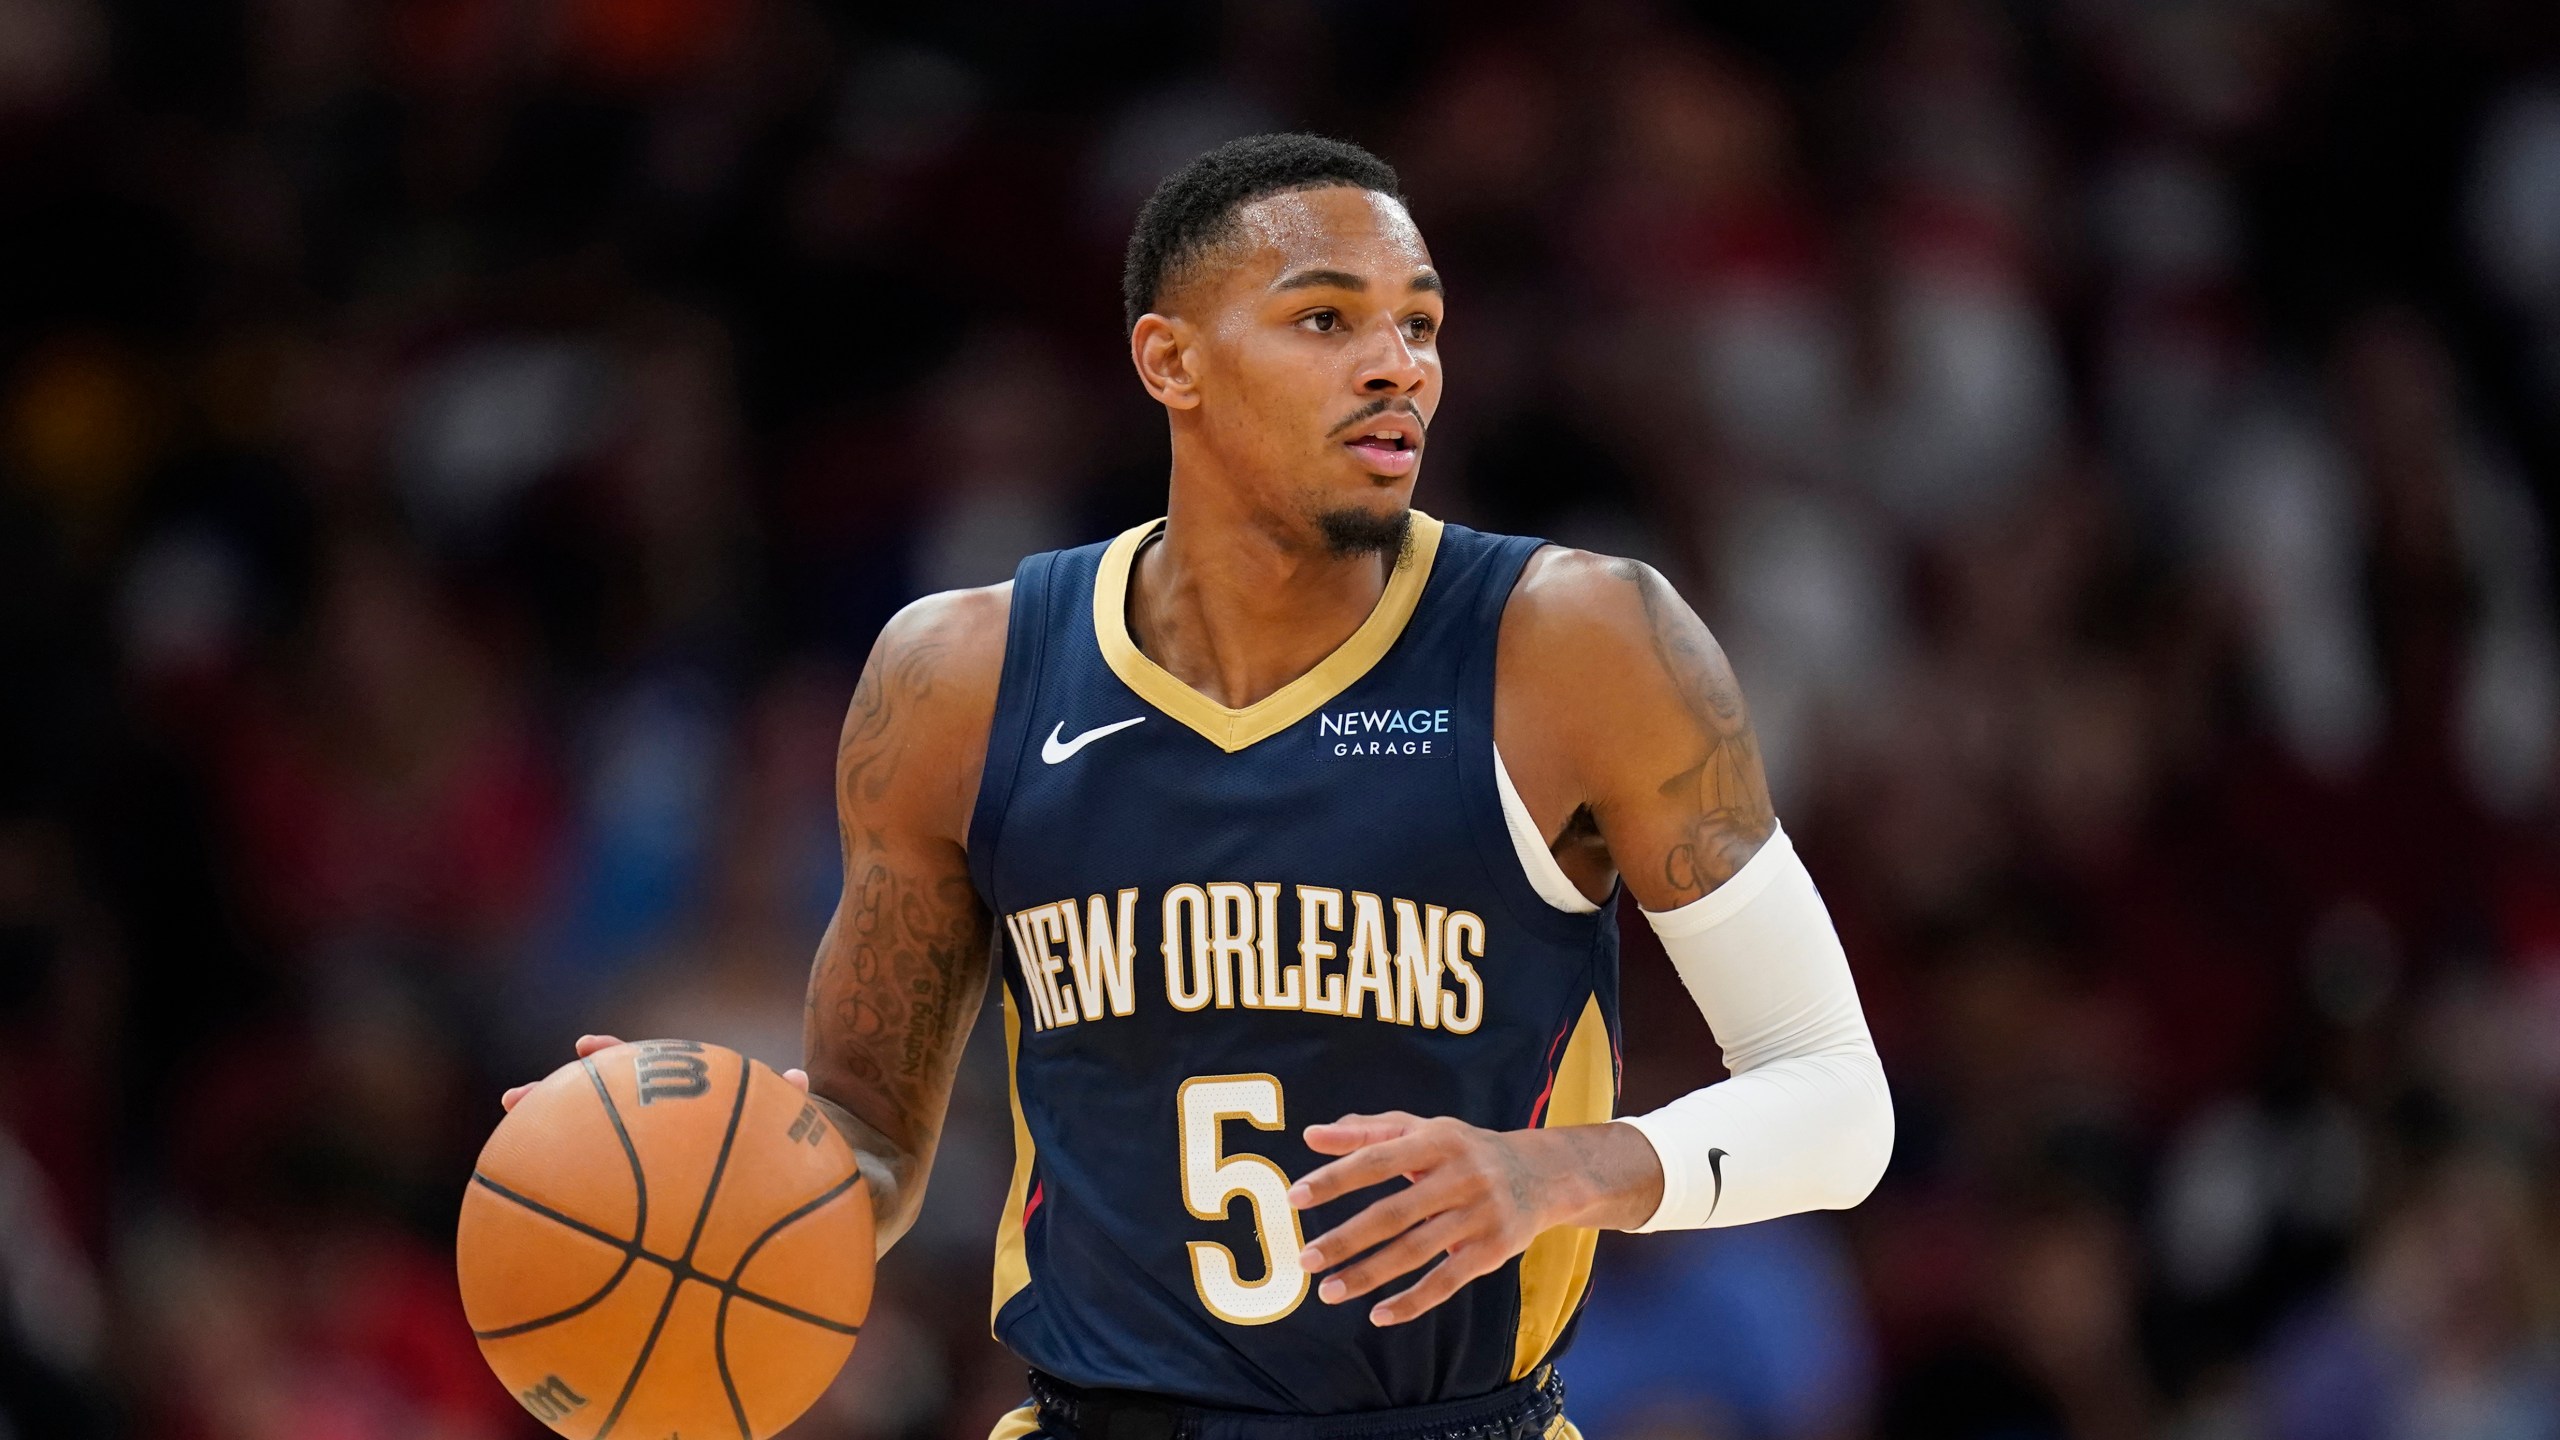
[1187,187,1445,538]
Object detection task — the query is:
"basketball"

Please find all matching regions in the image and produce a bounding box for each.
[458,1039,874,1439]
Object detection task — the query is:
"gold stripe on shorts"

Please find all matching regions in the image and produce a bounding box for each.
[987,1403,1042,1440]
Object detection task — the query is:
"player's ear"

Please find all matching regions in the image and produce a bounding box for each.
[1131,313,1202,411]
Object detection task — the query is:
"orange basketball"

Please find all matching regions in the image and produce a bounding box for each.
[458,1039,874,1440]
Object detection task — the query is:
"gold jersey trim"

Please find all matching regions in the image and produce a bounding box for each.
[1510,995,1613,1379]
[990,987,1037,1332]
[1090,512,1446,753]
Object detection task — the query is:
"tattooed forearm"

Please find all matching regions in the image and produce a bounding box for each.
[803,855,988,1251]
[810,862,987,1115]
[1615,560,1776,902]
[803,613,996,1247]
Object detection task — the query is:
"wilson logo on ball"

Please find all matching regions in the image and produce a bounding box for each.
[635,1039,710,1104]
[519,1374,586,1422]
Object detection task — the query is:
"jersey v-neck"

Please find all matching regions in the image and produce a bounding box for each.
[1089,510,1446,753]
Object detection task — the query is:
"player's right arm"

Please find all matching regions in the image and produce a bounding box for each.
[799,585,1010,1254]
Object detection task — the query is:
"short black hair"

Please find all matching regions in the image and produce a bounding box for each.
[1122,133,1403,331]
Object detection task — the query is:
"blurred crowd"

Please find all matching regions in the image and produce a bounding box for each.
[3,0,2559,1437]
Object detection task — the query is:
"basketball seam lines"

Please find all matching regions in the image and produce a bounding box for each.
[708,1065,761,1440]
[713,1168,868,1440]
[471,1247,640,1341]
[475,1062,653,1345]
[595,1262,684,1440]
[714,1293,753,1440]
[466,1173,864,1334]
[682,1061,753,1267]
[728,1170,868,1291]
[693,1064,757,1440]
[595,1058,752,1440]
[470,1173,629,1251]
[586,1056,652,1244]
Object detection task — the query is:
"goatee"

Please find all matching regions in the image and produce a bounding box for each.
[1315,506,1412,561]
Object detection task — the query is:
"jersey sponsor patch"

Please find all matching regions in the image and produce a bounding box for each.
[1317,705,1451,756]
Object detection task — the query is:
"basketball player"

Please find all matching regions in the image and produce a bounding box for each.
[508,134,1891,1439]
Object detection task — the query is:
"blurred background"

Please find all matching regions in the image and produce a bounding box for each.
[2,0,2559,1436]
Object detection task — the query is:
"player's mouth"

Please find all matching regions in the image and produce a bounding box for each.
[1341,417,1422,477]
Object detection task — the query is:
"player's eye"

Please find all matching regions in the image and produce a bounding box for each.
[1405,313,1437,341]
[1298,310,1340,333]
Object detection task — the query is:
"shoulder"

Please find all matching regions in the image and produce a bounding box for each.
[1502,543,1663,614]
[838,583,1012,834]
[860,582,1013,724]
[874,581,1013,674]
[1498,545,1701,678]
[1495,545,1775,900]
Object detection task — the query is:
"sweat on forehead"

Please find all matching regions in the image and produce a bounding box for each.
[1234,188,1425,267]
[1152,188,1427,313]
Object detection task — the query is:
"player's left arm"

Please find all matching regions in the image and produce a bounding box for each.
[1289,549,1892,1326]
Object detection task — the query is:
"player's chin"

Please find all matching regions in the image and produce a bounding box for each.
[1320,468,1417,514]
[1308,483,1414,558]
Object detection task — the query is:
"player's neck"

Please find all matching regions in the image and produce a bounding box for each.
[1129,482,1395,711]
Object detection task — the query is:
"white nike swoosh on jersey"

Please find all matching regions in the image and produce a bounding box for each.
[1040,716,1146,764]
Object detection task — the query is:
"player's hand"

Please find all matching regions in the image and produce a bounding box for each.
[1288,1111,1662,1326]
[498,1034,813,1111]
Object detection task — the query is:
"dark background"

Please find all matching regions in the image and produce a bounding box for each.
[2,0,2558,1437]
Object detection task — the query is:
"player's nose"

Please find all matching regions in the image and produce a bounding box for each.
[1355,323,1426,395]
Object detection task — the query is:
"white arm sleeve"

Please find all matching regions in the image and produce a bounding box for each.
[1615,824,1894,1230]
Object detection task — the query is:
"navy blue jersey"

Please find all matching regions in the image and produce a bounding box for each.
[965,513,1622,1415]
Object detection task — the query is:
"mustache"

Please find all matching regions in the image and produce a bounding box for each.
[1325,398,1428,440]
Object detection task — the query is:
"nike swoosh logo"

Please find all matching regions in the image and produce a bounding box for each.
[1706,1148,1729,1219]
[1041,716,1146,764]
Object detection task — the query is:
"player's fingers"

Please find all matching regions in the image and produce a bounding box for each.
[1298,1171,1457,1270]
[1300,1112,1416,1155]
[1291,1133,1441,1209]
[1298,1125,1383,1159]
[782,1067,811,1093]
[1312,1211,1468,1306]
[1308,1112,1419,1138]
[500,1083,533,1112]
[573,1033,625,1057]
[1367,1245,1499,1327]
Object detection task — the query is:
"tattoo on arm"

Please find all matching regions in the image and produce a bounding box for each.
[836,634,944,821]
[1615,561,1776,902]
[804,625,993,1240]
[806,858,988,1141]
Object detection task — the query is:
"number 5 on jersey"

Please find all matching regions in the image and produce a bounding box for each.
[1177,1074,1309,1324]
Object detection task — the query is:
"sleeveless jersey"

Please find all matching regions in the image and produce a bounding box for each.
[965,512,1623,1414]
